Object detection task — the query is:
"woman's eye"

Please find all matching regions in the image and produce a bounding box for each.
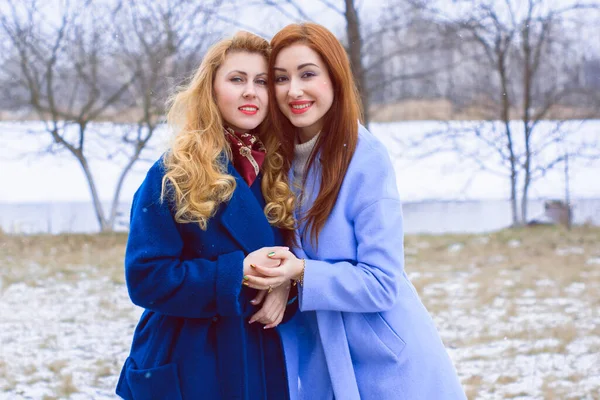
[301,71,316,79]
[230,77,243,83]
[275,75,288,83]
[255,78,267,86]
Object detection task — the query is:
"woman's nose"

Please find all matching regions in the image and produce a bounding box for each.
[288,78,303,98]
[243,84,256,98]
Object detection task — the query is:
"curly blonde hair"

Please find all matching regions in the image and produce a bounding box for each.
[162,31,295,232]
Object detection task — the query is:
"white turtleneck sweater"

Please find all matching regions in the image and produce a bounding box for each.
[293,132,320,187]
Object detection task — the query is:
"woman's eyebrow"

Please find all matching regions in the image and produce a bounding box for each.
[273,63,320,72]
[297,63,319,70]
[227,70,267,77]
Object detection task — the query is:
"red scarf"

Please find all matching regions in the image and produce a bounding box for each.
[224,127,266,186]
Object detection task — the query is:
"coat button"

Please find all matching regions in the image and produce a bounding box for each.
[212,316,219,322]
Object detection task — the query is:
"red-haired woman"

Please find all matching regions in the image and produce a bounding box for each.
[243,23,466,400]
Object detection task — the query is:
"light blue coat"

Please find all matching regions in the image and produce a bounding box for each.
[281,126,466,400]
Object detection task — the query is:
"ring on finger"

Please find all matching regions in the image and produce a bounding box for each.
[268,285,273,293]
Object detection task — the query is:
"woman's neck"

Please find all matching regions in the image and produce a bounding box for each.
[297,126,322,144]
[224,126,249,135]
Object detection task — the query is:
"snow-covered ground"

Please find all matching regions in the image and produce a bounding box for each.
[1,228,599,399]
[0,277,139,399]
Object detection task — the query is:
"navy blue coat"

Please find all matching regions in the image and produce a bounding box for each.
[116,159,294,400]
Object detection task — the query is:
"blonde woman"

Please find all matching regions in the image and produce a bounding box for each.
[116,31,297,400]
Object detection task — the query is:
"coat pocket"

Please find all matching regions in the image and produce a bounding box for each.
[361,312,406,360]
[116,356,183,400]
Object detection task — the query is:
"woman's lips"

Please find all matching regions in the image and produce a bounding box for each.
[289,101,313,115]
[239,105,258,115]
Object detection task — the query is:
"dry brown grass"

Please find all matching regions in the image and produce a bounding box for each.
[405,226,600,298]
[463,375,483,399]
[55,373,78,397]
[408,225,598,263]
[47,360,69,375]
[496,375,519,385]
[0,232,127,289]
[369,99,600,122]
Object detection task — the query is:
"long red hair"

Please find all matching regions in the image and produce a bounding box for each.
[268,23,363,247]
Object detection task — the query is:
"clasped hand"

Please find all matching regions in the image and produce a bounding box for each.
[242,246,303,290]
[242,246,303,329]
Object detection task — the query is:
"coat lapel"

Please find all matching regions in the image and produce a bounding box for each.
[220,161,274,254]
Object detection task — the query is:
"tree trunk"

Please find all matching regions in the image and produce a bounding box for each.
[344,0,369,126]
[520,16,533,225]
[508,131,520,226]
[498,51,520,226]
[564,152,572,229]
[521,123,532,224]
[108,139,147,228]
[521,158,531,224]
[76,152,111,232]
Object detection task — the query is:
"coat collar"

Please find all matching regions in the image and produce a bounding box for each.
[220,161,274,254]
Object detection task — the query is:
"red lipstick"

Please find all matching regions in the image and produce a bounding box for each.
[289,101,313,115]
[239,104,259,115]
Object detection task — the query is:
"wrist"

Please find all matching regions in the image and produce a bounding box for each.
[293,259,305,286]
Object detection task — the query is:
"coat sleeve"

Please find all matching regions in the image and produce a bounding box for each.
[298,198,404,313]
[298,131,405,313]
[124,162,245,318]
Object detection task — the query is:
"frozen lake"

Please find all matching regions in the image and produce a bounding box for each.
[1,198,599,234]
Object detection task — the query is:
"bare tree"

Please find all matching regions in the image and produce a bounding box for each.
[1,0,224,231]
[516,0,600,221]
[0,26,11,113]
[1,0,137,231]
[403,0,600,225]
[461,1,521,224]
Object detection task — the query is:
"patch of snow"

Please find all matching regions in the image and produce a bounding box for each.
[535,279,556,288]
[563,282,586,295]
[448,243,464,253]
[586,257,600,265]
[508,239,521,248]
[488,254,506,263]
[404,247,419,256]
[555,247,585,256]
[473,236,490,245]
